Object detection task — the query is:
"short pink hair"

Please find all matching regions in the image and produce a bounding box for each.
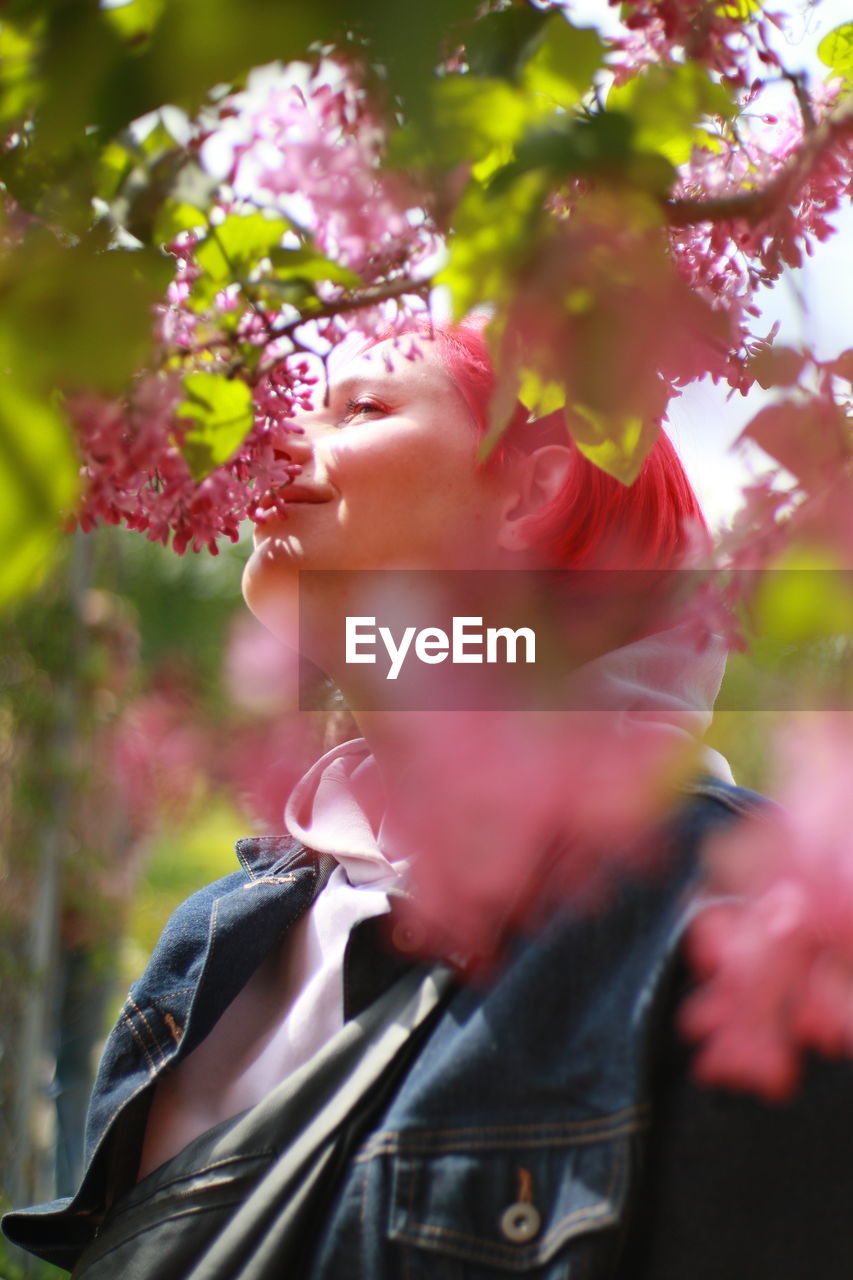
[417,319,706,571]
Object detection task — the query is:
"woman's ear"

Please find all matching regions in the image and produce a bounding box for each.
[496,444,573,551]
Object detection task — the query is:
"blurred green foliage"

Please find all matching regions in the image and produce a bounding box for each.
[818,20,853,84]
[1,0,489,610]
[0,0,788,605]
[0,1231,65,1280]
[121,796,244,989]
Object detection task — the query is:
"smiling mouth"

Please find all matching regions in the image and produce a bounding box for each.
[257,482,335,512]
[280,485,333,503]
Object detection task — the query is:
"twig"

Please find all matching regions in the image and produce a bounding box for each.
[274,275,432,334]
[665,93,853,228]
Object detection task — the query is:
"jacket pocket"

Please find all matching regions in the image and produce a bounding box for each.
[387,1110,639,1277]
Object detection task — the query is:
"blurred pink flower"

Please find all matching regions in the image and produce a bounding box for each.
[112,687,209,828]
[390,703,699,971]
[224,614,300,715]
[683,713,853,1100]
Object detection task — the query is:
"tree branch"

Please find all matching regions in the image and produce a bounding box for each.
[665,93,853,228]
[275,275,433,334]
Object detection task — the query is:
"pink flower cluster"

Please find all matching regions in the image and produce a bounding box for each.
[387,708,698,971]
[609,0,783,87]
[683,714,853,1101]
[198,59,434,279]
[112,683,210,828]
[72,364,311,554]
[74,56,440,553]
[670,86,853,391]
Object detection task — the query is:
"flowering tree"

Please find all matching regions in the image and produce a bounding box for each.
[1,0,853,1102]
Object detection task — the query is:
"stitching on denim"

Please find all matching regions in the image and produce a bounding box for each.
[360,1120,642,1163]
[354,1107,649,1163]
[127,997,168,1068]
[118,1009,157,1077]
[518,1139,623,1261]
[235,836,304,879]
[192,899,221,1011]
[235,839,256,878]
[90,1066,158,1158]
[357,1142,371,1264]
[163,1012,182,1046]
[400,1191,617,1267]
[242,875,298,888]
[396,1143,623,1267]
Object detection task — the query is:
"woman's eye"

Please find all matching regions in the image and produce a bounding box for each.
[340,398,387,425]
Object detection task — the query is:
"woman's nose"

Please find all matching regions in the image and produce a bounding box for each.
[271,421,314,464]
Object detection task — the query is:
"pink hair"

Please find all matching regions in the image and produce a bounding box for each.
[413,318,707,571]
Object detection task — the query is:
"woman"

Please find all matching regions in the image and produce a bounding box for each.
[7,322,853,1278]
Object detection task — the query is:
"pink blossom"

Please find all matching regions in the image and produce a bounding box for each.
[198,59,435,278]
[71,359,317,553]
[388,705,700,971]
[112,685,209,828]
[220,718,318,834]
[223,614,300,714]
[683,714,853,1100]
[608,0,785,87]
[669,82,853,392]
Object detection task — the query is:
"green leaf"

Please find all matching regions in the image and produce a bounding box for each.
[517,367,566,418]
[478,354,568,461]
[389,74,525,172]
[568,405,659,485]
[195,213,292,283]
[153,198,207,245]
[178,371,253,480]
[330,0,479,126]
[0,378,78,610]
[748,345,805,390]
[0,231,172,392]
[754,559,853,646]
[488,111,641,194]
[438,170,547,318]
[0,15,43,128]
[38,3,135,149]
[102,0,166,46]
[268,246,360,288]
[95,139,137,203]
[522,17,605,109]
[607,63,734,167]
[713,0,762,19]
[818,22,853,83]
[464,6,552,81]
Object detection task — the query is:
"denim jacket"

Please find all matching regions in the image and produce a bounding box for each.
[7,777,853,1279]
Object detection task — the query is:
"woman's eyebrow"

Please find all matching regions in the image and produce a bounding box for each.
[328,373,395,404]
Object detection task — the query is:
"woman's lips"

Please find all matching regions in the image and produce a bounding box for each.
[277,483,334,503]
[256,481,335,511]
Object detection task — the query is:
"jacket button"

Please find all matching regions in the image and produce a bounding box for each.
[499,1201,541,1243]
[392,920,424,953]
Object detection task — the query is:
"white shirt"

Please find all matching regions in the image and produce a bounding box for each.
[138,739,403,1180]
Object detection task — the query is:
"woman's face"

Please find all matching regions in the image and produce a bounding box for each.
[242,337,518,634]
